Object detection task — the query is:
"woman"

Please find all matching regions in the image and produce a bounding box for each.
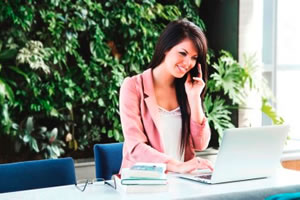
[119,19,213,173]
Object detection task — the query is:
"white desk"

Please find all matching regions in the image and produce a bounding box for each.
[1,168,300,200]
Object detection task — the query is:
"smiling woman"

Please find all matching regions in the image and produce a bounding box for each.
[119,19,213,174]
[159,38,198,78]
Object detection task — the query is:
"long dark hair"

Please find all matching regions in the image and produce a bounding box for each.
[148,19,208,155]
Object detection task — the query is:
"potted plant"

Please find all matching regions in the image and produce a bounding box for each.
[204,50,284,145]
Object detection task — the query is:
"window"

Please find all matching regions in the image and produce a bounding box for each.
[263,0,300,139]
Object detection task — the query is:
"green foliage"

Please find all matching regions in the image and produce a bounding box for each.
[239,53,283,125]
[205,50,284,142]
[204,51,243,140]
[204,95,234,142]
[20,116,65,158]
[16,41,50,74]
[261,98,284,125]
[0,0,206,159]
[209,51,246,105]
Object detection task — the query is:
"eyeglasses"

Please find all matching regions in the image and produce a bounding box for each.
[75,177,116,192]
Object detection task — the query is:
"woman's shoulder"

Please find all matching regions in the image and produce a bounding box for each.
[121,73,142,89]
[121,68,151,90]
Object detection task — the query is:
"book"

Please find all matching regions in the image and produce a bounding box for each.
[113,174,169,193]
[121,168,167,185]
[125,162,167,179]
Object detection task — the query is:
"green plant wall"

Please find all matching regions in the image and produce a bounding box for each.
[0,0,206,160]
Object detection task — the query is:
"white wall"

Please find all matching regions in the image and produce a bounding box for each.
[238,0,264,127]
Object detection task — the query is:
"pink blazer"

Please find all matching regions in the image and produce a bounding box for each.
[119,68,211,170]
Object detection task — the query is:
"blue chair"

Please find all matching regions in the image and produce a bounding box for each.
[0,157,76,193]
[265,192,300,200]
[94,143,123,180]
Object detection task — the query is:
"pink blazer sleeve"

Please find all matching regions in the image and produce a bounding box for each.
[190,118,211,151]
[119,77,170,164]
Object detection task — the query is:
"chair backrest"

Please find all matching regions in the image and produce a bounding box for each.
[0,157,76,193]
[265,192,300,200]
[94,143,123,180]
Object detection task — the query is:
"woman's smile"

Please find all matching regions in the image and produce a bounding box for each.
[176,64,188,73]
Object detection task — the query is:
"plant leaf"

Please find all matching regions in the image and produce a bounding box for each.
[30,138,39,153]
[0,78,15,102]
[261,98,284,125]
[25,117,34,133]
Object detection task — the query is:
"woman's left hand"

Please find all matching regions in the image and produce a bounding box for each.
[184,63,205,99]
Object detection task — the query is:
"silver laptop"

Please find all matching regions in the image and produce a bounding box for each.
[179,125,290,184]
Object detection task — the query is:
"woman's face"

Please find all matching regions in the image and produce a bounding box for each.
[163,38,198,78]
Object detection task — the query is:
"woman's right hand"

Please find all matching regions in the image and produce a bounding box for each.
[196,157,214,171]
[167,157,213,174]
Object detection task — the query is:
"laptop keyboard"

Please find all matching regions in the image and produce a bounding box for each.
[196,175,212,180]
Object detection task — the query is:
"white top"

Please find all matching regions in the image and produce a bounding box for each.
[158,106,184,161]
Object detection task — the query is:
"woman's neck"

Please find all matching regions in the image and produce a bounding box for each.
[152,64,179,111]
[152,64,175,89]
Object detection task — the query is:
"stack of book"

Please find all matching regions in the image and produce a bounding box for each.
[113,162,168,193]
